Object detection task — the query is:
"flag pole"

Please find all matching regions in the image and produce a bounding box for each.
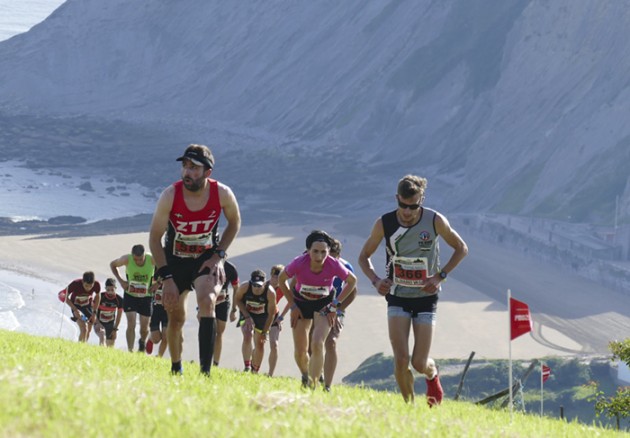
[540,361,544,416]
[508,288,513,418]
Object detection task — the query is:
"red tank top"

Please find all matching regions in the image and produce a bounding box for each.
[166,179,222,259]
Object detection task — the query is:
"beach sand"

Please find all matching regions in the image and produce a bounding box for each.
[1,218,627,384]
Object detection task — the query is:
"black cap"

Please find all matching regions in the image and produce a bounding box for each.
[176,148,214,169]
[250,269,266,287]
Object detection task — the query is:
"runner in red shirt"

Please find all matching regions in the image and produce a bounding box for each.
[64,271,101,343]
[149,144,241,376]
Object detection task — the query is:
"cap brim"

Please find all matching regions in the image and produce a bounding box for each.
[252,281,264,287]
[176,156,205,167]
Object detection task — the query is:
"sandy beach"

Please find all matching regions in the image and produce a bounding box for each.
[1,218,628,384]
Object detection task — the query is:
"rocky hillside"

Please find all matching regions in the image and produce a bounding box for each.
[1,0,630,223]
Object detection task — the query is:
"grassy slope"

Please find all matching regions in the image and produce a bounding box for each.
[0,330,624,437]
[344,354,625,429]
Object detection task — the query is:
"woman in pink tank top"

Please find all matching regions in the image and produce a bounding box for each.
[278,230,357,389]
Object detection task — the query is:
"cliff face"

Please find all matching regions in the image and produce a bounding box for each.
[1,0,630,222]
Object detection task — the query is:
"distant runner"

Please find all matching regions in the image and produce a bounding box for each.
[110,244,155,352]
[146,279,168,357]
[63,271,101,342]
[212,260,239,367]
[234,270,277,374]
[322,238,357,391]
[268,264,289,377]
[235,308,254,372]
[93,278,124,347]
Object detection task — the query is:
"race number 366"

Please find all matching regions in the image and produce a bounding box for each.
[393,257,428,287]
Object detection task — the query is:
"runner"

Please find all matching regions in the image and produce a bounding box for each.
[278,230,357,389]
[63,271,100,342]
[235,303,254,372]
[212,260,239,367]
[93,278,124,347]
[110,244,155,352]
[322,238,357,391]
[149,144,241,375]
[146,279,168,357]
[268,264,290,377]
[234,270,277,374]
[358,174,468,406]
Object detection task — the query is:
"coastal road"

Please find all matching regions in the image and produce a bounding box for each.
[452,235,630,355]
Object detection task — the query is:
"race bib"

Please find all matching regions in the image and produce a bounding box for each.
[128,281,149,297]
[99,310,115,323]
[393,256,428,287]
[173,231,213,258]
[298,284,330,300]
[246,300,265,315]
[154,289,163,305]
[74,295,90,306]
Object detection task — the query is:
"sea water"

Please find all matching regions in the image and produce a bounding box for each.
[0,268,79,340]
[0,161,157,223]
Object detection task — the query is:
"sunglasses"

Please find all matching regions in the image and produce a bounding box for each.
[271,269,281,276]
[397,199,421,210]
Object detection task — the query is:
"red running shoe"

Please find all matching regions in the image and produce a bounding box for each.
[426,371,444,408]
[145,339,154,355]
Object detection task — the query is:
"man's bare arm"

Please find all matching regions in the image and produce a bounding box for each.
[216,183,241,252]
[149,186,174,270]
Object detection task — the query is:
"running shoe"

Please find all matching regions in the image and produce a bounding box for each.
[145,339,154,355]
[426,370,444,408]
[324,386,331,393]
[301,374,309,388]
[244,367,251,373]
[138,339,145,353]
[171,363,183,376]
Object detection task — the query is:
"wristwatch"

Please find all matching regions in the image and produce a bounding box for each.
[215,249,227,259]
[438,270,448,280]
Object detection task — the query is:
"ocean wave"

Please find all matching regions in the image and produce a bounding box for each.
[0,281,25,311]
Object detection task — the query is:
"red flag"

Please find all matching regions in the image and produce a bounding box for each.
[510,297,532,340]
[542,365,551,383]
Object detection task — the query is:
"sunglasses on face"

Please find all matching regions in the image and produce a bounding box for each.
[397,199,421,210]
[271,270,281,276]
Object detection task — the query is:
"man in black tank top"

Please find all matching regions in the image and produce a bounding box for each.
[358,175,468,407]
[234,270,277,374]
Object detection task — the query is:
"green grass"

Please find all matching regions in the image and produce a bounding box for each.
[0,331,625,437]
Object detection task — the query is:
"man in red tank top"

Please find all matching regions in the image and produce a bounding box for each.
[149,144,241,375]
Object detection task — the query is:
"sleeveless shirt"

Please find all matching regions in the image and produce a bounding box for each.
[165,179,221,260]
[243,283,270,317]
[126,253,154,297]
[382,207,441,298]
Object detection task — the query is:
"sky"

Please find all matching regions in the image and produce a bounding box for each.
[0,0,65,42]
